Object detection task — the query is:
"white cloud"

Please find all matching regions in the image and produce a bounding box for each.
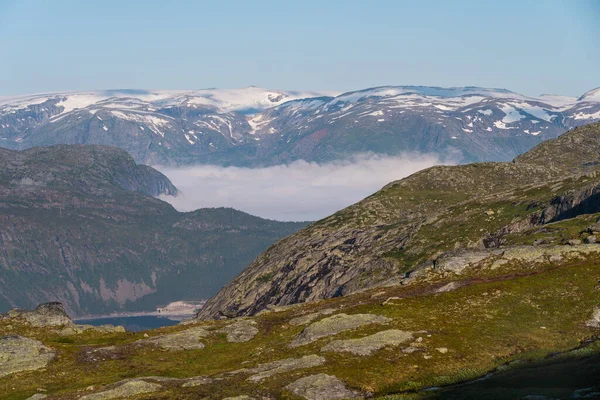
[157,153,448,221]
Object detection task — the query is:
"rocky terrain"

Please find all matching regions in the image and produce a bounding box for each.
[1,123,600,399]
[197,122,600,319]
[0,145,306,316]
[1,86,599,166]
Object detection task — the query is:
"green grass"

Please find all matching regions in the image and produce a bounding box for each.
[2,250,600,399]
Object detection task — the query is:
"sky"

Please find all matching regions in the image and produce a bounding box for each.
[0,0,598,97]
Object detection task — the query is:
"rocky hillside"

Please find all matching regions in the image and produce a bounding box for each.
[0,145,306,316]
[198,122,600,319]
[1,232,600,399]
[1,86,599,166]
[2,125,600,399]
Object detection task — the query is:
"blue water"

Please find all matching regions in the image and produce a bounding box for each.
[75,315,180,332]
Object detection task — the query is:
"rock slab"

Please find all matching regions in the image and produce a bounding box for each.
[291,313,391,347]
[80,380,162,400]
[138,326,209,351]
[321,329,413,356]
[0,335,55,378]
[285,373,362,400]
[217,320,259,342]
[237,354,325,382]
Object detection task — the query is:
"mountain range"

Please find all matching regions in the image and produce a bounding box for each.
[2,122,600,400]
[2,86,599,166]
[0,145,306,316]
[198,121,600,319]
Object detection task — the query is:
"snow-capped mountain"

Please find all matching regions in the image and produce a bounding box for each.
[0,86,598,166]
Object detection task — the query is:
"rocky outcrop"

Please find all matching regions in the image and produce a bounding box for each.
[320,329,413,356]
[234,355,325,382]
[0,144,306,315]
[197,123,600,321]
[4,302,72,327]
[80,379,162,400]
[0,335,55,378]
[217,319,259,343]
[290,314,391,347]
[284,374,362,400]
[587,308,600,328]
[137,326,209,351]
[1,303,125,334]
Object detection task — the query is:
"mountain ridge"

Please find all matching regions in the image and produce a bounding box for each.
[0,144,307,316]
[197,122,600,319]
[1,85,599,166]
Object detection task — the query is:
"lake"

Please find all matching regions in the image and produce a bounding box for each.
[75,315,183,332]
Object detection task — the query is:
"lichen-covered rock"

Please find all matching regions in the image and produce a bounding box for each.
[0,335,55,378]
[80,380,162,400]
[435,281,462,293]
[434,249,501,273]
[587,308,600,328]
[222,396,255,400]
[181,376,213,387]
[217,319,258,342]
[284,373,362,400]
[321,329,413,356]
[235,354,325,382]
[58,324,126,336]
[5,302,72,327]
[289,308,336,327]
[25,394,47,400]
[290,313,391,347]
[137,326,209,351]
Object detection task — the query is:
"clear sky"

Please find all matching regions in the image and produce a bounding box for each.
[0,0,598,97]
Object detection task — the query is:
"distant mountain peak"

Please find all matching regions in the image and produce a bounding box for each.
[578,87,600,102]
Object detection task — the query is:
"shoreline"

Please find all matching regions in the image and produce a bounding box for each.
[73,311,196,322]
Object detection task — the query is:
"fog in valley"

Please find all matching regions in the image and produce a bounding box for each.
[158,152,449,221]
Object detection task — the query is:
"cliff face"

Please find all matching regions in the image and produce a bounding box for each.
[0,145,178,196]
[0,145,306,316]
[197,122,600,319]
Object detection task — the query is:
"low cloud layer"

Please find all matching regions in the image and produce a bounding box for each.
[157,153,448,221]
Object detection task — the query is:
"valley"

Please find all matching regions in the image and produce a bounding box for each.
[1,122,600,399]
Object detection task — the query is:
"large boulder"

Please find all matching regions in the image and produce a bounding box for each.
[137,326,209,351]
[284,374,362,400]
[290,313,391,347]
[0,335,55,378]
[234,354,325,382]
[321,329,413,356]
[217,320,258,343]
[80,379,162,400]
[5,302,72,327]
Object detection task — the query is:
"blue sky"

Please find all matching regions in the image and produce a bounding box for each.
[0,0,598,97]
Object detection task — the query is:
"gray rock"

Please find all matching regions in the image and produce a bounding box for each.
[290,313,391,347]
[58,324,126,336]
[181,376,213,387]
[321,329,413,356]
[217,320,259,342]
[5,302,72,327]
[0,335,55,378]
[435,282,462,293]
[138,326,209,351]
[584,235,597,244]
[235,354,325,382]
[289,309,337,327]
[284,373,362,400]
[586,308,600,328]
[434,249,501,273]
[80,380,162,400]
[25,394,47,400]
